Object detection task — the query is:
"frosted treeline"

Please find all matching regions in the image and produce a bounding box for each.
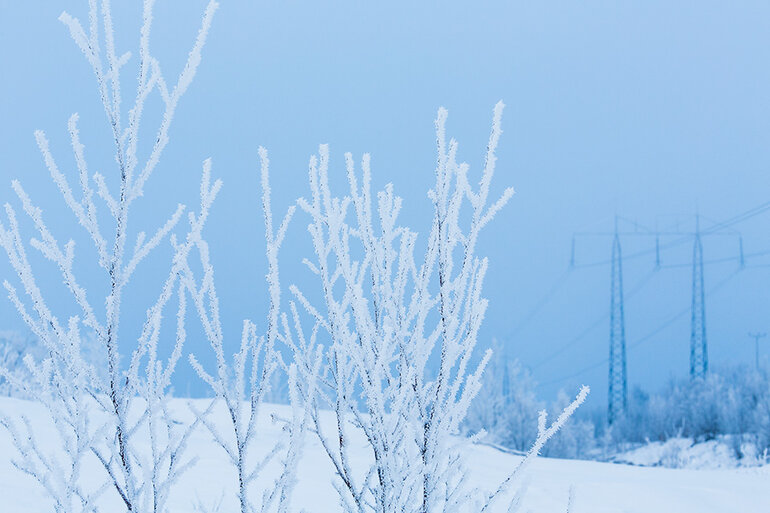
[613,365,770,455]
[0,2,588,513]
[465,348,770,463]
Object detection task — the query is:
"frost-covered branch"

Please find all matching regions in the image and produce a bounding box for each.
[481,386,589,512]
[287,103,515,513]
[186,149,313,513]
[0,1,219,512]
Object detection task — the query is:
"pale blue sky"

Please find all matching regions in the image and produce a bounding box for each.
[1,1,769,406]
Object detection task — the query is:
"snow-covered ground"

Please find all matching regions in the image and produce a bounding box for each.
[614,437,768,470]
[0,397,767,513]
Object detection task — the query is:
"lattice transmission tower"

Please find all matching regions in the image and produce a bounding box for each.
[689,217,708,379]
[570,213,745,422]
[608,224,627,424]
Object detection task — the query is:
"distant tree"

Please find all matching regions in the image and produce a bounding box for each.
[465,344,596,461]
[465,343,541,453]
[752,371,770,452]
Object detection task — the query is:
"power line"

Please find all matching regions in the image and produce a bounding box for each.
[513,203,770,389]
[502,268,572,345]
[530,269,656,371]
[702,201,770,234]
[748,332,767,371]
[538,269,740,387]
[571,200,770,269]
[653,248,770,269]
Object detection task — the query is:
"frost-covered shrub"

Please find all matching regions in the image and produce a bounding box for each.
[287,104,589,513]
[612,385,686,444]
[0,2,591,511]
[680,374,728,439]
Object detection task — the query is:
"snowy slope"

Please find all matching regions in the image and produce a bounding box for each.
[0,398,767,513]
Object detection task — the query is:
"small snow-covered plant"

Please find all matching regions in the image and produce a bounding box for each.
[185,150,319,513]
[0,325,108,513]
[288,103,589,513]
[0,331,46,397]
[0,1,219,512]
[0,330,106,401]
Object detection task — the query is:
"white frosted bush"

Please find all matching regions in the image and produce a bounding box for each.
[0,1,220,511]
[286,103,589,512]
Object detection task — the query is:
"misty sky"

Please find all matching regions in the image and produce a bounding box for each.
[1,1,769,408]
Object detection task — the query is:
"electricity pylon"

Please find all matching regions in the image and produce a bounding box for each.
[501,357,511,400]
[689,217,708,380]
[748,332,766,370]
[608,224,627,424]
[570,214,743,422]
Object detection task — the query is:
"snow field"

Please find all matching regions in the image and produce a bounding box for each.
[1,398,767,513]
